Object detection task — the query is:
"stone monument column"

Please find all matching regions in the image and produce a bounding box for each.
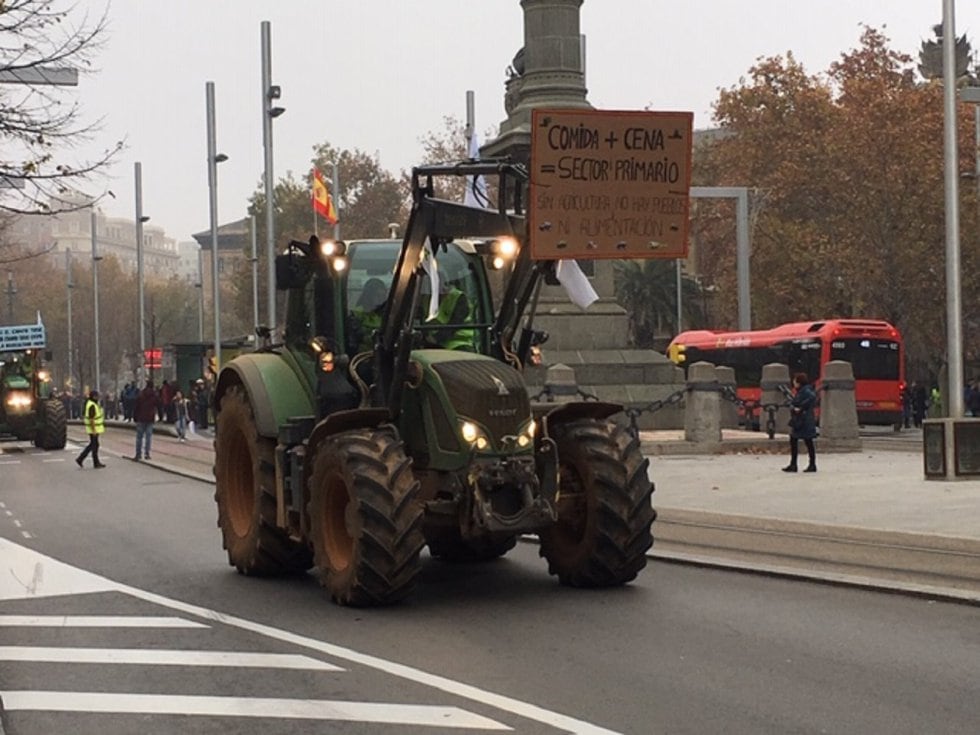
[483,0,629,352]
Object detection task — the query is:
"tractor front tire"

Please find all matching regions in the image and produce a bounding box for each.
[35,399,67,450]
[308,427,424,606]
[539,418,655,587]
[213,386,312,576]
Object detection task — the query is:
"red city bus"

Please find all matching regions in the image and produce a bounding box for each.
[667,319,905,427]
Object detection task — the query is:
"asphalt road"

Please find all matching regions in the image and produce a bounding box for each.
[0,436,978,734]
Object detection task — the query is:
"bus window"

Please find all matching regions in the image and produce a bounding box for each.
[781,340,822,381]
[830,339,900,380]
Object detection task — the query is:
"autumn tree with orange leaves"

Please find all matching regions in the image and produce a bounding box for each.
[694,27,979,381]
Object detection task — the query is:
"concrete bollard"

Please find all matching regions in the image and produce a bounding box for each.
[715,365,739,429]
[819,360,859,440]
[543,363,579,404]
[684,361,722,443]
[760,363,792,433]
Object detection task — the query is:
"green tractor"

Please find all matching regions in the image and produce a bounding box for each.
[212,162,655,606]
[0,316,67,450]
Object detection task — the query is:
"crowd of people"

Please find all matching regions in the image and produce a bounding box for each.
[899,379,980,427]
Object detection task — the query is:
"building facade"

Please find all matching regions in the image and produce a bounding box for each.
[6,194,181,279]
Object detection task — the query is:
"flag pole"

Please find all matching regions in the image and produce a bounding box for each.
[465,90,475,154]
[312,168,318,238]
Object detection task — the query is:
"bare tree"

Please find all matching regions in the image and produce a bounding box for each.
[0,0,122,222]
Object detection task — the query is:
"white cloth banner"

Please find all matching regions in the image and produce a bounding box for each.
[556,260,599,310]
[420,238,441,319]
[463,132,489,208]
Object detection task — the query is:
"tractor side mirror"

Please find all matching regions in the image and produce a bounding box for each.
[275,251,310,290]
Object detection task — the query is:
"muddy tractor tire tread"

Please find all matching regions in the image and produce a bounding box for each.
[213,385,312,576]
[36,399,67,450]
[309,427,424,606]
[539,418,655,587]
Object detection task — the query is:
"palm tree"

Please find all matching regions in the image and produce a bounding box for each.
[613,260,705,349]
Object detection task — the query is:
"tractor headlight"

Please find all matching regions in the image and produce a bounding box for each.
[517,419,536,448]
[37,370,50,382]
[5,391,32,410]
[459,420,490,450]
[460,421,478,443]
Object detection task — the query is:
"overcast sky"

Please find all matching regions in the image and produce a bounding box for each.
[71,0,979,245]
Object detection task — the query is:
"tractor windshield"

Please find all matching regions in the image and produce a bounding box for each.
[345,240,490,354]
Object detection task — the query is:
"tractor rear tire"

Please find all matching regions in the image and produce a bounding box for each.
[213,385,312,576]
[539,418,655,587]
[308,426,424,606]
[35,399,67,450]
[425,528,517,562]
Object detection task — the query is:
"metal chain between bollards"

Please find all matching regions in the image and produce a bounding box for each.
[624,387,688,439]
[720,384,793,439]
[530,385,600,403]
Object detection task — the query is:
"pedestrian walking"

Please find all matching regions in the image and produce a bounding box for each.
[783,372,818,473]
[174,389,188,441]
[911,381,928,428]
[75,390,107,469]
[133,379,158,461]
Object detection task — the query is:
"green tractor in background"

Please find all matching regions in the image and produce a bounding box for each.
[212,162,655,606]
[0,316,67,450]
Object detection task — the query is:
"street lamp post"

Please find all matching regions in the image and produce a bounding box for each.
[4,270,15,322]
[196,248,204,342]
[941,0,965,418]
[91,209,102,393]
[134,162,149,384]
[65,249,73,390]
[250,215,259,335]
[261,21,284,333]
[206,81,228,380]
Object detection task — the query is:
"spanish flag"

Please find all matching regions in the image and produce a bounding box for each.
[312,167,338,224]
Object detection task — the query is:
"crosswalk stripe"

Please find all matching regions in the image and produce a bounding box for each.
[0,537,620,734]
[0,615,208,628]
[0,691,511,729]
[0,647,343,671]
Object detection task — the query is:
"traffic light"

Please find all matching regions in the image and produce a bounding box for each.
[667,343,686,364]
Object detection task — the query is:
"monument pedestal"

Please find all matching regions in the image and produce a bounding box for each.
[923,418,980,481]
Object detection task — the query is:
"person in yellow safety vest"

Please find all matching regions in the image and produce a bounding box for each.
[429,284,477,351]
[75,389,106,469]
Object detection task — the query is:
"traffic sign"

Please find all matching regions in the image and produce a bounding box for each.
[529,108,693,260]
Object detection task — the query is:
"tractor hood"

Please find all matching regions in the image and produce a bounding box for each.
[3,374,30,390]
[410,350,531,447]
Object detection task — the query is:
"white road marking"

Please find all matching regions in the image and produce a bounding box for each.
[0,691,509,729]
[20,531,31,539]
[0,615,208,628]
[0,460,21,465]
[4,510,11,516]
[0,502,5,508]
[42,458,65,463]
[13,520,21,527]
[0,537,622,734]
[0,646,343,671]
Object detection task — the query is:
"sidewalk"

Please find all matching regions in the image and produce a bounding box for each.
[642,430,980,603]
[72,422,980,604]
